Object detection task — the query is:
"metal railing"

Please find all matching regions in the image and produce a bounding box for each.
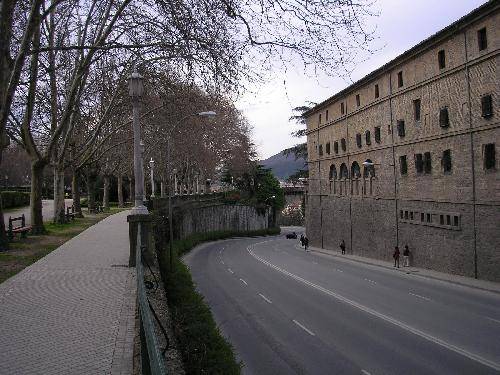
[136,223,167,375]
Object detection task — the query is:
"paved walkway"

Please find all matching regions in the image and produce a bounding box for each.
[0,210,136,375]
[3,199,73,225]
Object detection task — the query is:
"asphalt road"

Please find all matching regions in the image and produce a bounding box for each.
[184,230,500,375]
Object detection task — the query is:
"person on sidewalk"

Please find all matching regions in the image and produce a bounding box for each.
[393,246,400,268]
[300,234,305,247]
[403,245,410,267]
[304,236,309,252]
[340,239,346,255]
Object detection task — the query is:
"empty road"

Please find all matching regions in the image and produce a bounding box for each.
[185,232,500,375]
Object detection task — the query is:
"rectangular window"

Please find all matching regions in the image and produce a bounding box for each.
[326,142,331,155]
[478,27,487,51]
[440,215,444,225]
[326,110,329,121]
[397,71,403,88]
[397,120,405,137]
[426,213,432,223]
[481,94,493,118]
[334,141,339,154]
[421,213,425,222]
[375,84,379,99]
[341,138,346,151]
[413,99,421,121]
[319,144,323,156]
[438,50,446,69]
[399,155,408,175]
[415,153,424,174]
[439,107,449,128]
[442,149,452,173]
[375,127,381,143]
[356,94,360,107]
[319,113,322,124]
[400,210,403,219]
[341,102,345,115]
[446,215,451,225]
[365,131,371,145]
[404,211,409,220]
[453,216,459,226]
[424,152,432,174]
[484,143,496,170]
[356,133,362,148]
[410,212,414,220]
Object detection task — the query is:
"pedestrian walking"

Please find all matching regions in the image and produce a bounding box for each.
[300,234,305,247]
[340,239,346,255]
[393,246,400,268]
[304,236,309,252]
[403,245,410,267]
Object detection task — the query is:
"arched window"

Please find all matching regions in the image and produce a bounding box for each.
[363,159,376,178]
[351,161,361,179]
[339,163,349,179]
[329,164,337,180]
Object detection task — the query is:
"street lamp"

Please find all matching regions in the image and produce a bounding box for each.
[149,158,155,198]
[129,68,148,215]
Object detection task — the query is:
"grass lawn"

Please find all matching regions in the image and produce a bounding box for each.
[0,208,128,284]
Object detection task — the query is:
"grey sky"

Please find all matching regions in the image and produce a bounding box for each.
[238,0,488,160]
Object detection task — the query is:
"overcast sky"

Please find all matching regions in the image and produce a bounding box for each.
[238,0,488,160]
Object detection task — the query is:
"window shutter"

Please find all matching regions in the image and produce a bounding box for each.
[397,120,405,137]
[481,95,493,118]
[356,133,362,148]
[334,141,339,154]
[375,127,381,143]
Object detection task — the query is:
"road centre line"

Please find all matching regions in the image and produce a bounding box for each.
[361,370,372,375]
[247,242,500,372]
[240,278,248,285]
[259,293,272,304]
[292,319,316,336]
[409,292,431,301]
[486,317,500,324]
[228,268,234,274]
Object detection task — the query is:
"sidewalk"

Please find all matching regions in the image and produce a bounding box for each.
[308,245,500,294]
[0,210,136,375]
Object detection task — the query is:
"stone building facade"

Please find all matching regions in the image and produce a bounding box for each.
[304,1,500,281]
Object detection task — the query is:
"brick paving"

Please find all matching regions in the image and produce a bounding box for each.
[0,210,136,375]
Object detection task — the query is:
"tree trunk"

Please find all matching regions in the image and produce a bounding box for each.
[103,175,110,211]
[117,175,124,207]
[160,179,165,197]
[30,159,46,234]
[72,170,83,218]
[86,172,97,213]
[53,165,66,224]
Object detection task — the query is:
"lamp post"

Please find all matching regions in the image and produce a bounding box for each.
[149,158,155,198]
[129,68,148,215]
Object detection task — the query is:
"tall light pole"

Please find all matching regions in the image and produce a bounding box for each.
[149,158,155,198]
[167,111,217,270]
[129,68,148,215]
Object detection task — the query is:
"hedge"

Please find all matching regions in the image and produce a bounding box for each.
[1,191,30,209]
[157,226,281,375]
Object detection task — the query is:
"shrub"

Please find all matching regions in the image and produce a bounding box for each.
[1,191,30,209]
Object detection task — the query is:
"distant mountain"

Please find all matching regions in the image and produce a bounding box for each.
[260,150,307,180]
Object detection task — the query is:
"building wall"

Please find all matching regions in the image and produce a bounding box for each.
[305,5,500,281]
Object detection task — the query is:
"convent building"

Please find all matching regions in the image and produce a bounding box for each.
[304,1,499,281]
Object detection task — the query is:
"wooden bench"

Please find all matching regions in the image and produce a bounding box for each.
[66,206,76,221]
[8,214,32,240]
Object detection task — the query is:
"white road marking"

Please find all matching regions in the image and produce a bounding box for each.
[364,278,377,285]
[486,317,500,324]
[239,278,248,285]
[228,268,234,274]
[336,269,344,273]
[259,293,272,304]
[312,261,318,265]
[247,243,500,372]
[409,292,431,301]
[361,370,372,375]
[292,319,316,336]
[221,260,225,265]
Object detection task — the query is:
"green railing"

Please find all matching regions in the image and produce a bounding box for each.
[136,223,167,375]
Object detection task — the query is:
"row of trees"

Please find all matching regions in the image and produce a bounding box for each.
[0,0,375,248]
